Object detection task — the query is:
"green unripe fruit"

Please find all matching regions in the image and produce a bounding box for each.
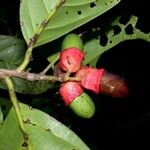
[61,33,84,50]
[69,92,95,119]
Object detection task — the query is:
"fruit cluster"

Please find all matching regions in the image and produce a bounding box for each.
[57,34,129,119]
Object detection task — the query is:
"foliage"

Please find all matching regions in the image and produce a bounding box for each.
[0,0,150,149]
[0,101,89,150]
[20,0,120,47]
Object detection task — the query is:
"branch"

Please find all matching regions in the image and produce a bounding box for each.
[0,69,80,82]
[4,77,32,150]
[40,53,60,75]
[3,1,66,149]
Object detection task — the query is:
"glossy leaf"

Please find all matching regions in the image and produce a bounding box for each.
[83,16,150,66]
[0,35,26,65]
[1,78,54,94]
[0,35,54,94]
[20,0,120,47]
[0,102,89,150]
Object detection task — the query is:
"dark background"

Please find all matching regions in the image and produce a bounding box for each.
[1,0,150,149]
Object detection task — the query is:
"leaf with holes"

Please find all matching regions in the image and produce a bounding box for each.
[0,102,90,150]
[20,0,121,47]
[0,35,54,94]
[83,15,150,66]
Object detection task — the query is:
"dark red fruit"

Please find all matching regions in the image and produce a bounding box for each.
[100,71,129,98]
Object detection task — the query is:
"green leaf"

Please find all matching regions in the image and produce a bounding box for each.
[83,15,150,66]
[0,35,54,94]
[20,0,120,47]
[0,102,89,150]
[0,35,26,65]
[0,78,55,95]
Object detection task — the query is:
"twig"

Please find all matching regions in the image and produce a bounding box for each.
[4,77,32,150]
[3,1,66,149]
[0,69,80,82]
[40,53,60,75]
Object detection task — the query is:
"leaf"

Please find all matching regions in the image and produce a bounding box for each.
[0,102,89,150]
[83,15,150,66]
[0,35,26,65]
[0,35,54,94]
[0,77,55,95]
[20,0,121,47]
